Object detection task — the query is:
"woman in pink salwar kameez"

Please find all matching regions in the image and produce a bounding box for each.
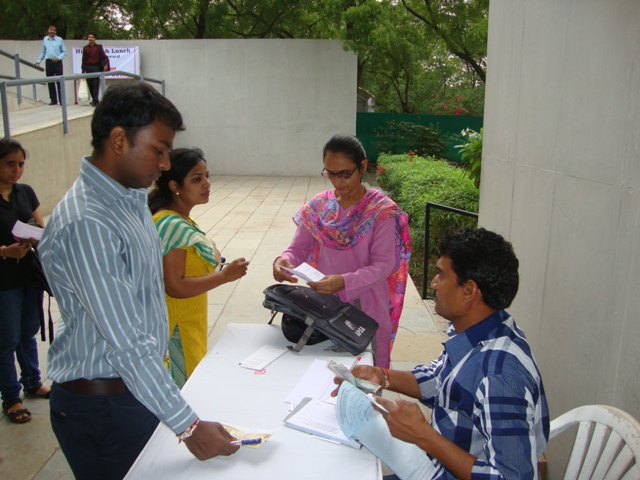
[273,135,411,368]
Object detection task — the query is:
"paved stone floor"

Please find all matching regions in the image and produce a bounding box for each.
[0,174,448,479]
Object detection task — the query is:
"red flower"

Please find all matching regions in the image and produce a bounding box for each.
[408,151,414,156]
[376,165,386,176]
[455,107,462,116]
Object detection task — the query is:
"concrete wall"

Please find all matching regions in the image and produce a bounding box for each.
[483,1,640,476]
[16,118,90,213]
[0,39,357,177]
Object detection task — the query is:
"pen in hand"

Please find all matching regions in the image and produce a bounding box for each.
[232,438,262,446]
[350,355,362,371]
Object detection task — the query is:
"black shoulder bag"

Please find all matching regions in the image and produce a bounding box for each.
[30,247,55,344]
[263,284,378,356]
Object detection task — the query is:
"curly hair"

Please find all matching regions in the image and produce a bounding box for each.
[437,227,519,310]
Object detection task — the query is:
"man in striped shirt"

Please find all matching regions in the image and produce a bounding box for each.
[39,81,239,479]
[350,227,549,479]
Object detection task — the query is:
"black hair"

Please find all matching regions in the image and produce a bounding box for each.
[437,227,520,310]
[0,138,27,160]
[148,148,206,214]
[322,134,367,169]
[87,32,96,38]
[91,81,185,155]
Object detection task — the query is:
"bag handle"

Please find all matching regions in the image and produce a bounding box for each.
[287,316,316,352]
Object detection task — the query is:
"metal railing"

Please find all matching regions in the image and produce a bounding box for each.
[0,70,166,138]
[421,202,479,299]
[0,49,44,103]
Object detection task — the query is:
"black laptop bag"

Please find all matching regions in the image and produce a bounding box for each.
[263,284,379,355]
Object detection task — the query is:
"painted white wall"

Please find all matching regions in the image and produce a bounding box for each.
[483,1,640,476]
[0,39,357,177]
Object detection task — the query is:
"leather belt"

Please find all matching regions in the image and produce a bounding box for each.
[56,378,128,395]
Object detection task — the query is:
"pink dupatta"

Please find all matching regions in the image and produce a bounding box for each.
[293,188,411,347]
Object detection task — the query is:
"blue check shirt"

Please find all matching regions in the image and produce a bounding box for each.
[412,310,549,479]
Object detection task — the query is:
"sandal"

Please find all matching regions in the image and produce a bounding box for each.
[24,383,51,399]
[2,399,32,424]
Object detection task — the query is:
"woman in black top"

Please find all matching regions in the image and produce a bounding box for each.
[0,139,50,423]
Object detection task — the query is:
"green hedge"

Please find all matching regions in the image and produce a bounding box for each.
[376,153,479,295]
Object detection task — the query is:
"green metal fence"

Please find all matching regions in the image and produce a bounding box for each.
[356,112,483,163]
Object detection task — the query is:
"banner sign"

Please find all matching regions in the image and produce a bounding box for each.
[72,46,140,78]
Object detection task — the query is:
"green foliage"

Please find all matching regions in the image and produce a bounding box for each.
[373,121,447,158]
[400,0,488,83]
[0,0,135,40]
[376,153,478,294]
[456,128,483,187]
[0,0,488,116]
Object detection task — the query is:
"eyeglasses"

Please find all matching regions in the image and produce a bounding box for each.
[321,166,359,179]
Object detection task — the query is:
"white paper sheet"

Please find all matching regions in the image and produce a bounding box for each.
[283,359,337,405]
[281,262,325,282]
[11,220,43,241]
[238,344,288,370]
[337,382,437,480]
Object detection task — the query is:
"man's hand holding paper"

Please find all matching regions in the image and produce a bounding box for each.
[372,396,431,444]
[331,365,384,397]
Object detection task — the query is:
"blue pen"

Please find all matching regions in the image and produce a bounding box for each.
[232,438,262,446]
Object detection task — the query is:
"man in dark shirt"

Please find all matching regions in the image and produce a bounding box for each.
[81,33,110,106]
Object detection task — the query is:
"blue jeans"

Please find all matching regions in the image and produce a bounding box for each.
[50,383,159,479]
[0,283,44,405]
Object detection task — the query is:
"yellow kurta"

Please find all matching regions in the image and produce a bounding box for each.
[153,210,217,383]
[165,244,211,379]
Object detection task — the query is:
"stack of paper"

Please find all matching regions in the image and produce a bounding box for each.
[283,397,361,449]
[336,382,438,480]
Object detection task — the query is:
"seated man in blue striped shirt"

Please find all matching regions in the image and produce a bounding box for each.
[39,81,240,479]
[349,227,549,480]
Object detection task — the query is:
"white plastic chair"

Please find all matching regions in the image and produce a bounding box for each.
[549,405,640,480]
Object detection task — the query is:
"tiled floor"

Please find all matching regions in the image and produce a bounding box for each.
[0,174,448,479]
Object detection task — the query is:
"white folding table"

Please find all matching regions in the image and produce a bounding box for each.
[125,323,381,479]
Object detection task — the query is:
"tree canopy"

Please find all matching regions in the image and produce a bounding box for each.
[0,0,487,115]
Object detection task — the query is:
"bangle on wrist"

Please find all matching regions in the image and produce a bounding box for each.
[177,418,200,443]
[0,245,6,259]
[379,367,391,389]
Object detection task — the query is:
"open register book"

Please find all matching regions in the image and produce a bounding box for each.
[336,382,439,480]
[283,397,361,449]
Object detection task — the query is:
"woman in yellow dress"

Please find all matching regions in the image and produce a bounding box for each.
[148,148,249,387]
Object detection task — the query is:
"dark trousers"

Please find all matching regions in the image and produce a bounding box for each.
[50,382,159,480]
[84,64,102,102]
[0,283,43,404]
[45,59,63,104]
